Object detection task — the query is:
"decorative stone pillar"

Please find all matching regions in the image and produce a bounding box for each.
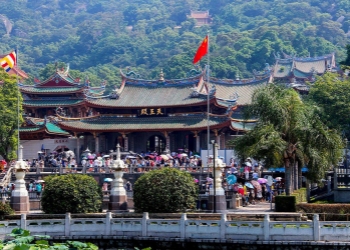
[93,132,100,154]
[208,142,226,213]
[108,144,128,211]
[192,131,200,153]
[11,145,30,214]
[162,131,171,151]
[216,134,221,150]
[75,133,80,161]
[121,133,128,152]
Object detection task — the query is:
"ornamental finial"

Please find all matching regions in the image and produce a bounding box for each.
[116,143,121,160]
[159,69,164,82]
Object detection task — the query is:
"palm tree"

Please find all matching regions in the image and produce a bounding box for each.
[229,84,343,195]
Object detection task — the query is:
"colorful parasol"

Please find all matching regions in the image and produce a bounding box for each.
[257,178,268,184]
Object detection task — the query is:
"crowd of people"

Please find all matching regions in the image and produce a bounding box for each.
[220,158,285,206]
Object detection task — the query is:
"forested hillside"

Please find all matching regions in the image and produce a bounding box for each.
[0,0,349,87]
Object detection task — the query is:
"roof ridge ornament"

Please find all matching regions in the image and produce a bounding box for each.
[125,67,140,79]
[109,89,119,99]
[209,84,216,96]
[159,68,165,82]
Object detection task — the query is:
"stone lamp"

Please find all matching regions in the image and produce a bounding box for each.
[11,145,30,213]
[108,144,128,211]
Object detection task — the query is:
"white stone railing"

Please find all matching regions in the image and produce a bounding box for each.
[1,213,350,242]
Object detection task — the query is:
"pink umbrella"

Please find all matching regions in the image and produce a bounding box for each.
[257,178,268,184]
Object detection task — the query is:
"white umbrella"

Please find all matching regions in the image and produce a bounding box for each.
[104,178,113,182]
[36,180,45,183]
[103,155,110,158]
[245,161,252,167]
[160,154,169,160]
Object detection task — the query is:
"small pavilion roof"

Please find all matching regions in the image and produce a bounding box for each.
[201,76,269,106]
[59,114,230,132]
[273,53,336,80]
[20,119,70,137]
[273,59,293,78]
[293,54,334,73]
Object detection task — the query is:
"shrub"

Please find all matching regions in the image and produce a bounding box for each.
[41,175,102,214]
[0,202,14,218]
[297,204,350,221]
[275,196,296,212]
[291,188,307,203]
[133,168,198,213]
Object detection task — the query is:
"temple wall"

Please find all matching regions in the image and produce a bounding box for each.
[20,138,79,160]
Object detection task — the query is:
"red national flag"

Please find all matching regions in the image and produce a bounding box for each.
[193,35,208,64]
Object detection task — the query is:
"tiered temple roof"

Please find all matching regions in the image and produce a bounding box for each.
[273,53,336,82]
[57,68,268,134]
[85,70,212,108]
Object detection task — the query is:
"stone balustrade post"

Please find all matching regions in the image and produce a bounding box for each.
[220,213,227,240]
[105,212,112,236]
[180,213,187,238]
[65,213,71,237]
[142,212,149,237]
[20,214,26,230]
[263,214,270,240]
[313,214,320,241]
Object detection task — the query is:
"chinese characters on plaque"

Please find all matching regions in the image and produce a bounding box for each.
[54,139,68,144]
[138,108,167,117]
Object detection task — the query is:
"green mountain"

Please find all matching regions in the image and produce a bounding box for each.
[0,0,349,86]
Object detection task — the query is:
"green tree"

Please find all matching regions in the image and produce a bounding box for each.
[340,44,350,68]
[308,73,350,137]
[41,175,102,214]
[0,70,23,161]
[229,84,343,194]
[133,168,197,213]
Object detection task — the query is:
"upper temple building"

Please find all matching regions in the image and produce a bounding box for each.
[272,52,338,92]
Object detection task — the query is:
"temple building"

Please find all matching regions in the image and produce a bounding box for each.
[19,67,269,160]
[188,11,211,27]
[273,52,337,93]
[18,52,336,159]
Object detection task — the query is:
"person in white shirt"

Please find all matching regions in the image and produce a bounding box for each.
[70,158,77,173]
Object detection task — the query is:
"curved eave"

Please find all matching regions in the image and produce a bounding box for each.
[20,87,86,95]
[44,128,71,136]
[23,100,85,108]
[59,115,231,133]
[85,97,212,109]
[19,127,44,133]
[230,120,256,131]
[19,123,70,136]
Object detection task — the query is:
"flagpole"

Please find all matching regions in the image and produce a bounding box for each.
[16,48,20,161]
[206,33,210,168]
